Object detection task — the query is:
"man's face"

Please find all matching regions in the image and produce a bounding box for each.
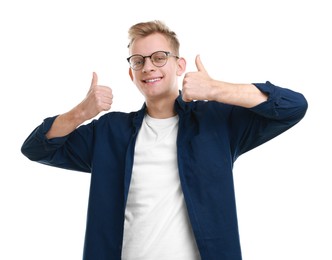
[128,33,185,101]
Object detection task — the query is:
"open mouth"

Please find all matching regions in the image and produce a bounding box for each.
[143,77,162,83]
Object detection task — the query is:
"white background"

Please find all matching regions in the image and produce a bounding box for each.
[1,0,331,259]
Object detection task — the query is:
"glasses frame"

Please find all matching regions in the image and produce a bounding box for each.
[127,51,179,71]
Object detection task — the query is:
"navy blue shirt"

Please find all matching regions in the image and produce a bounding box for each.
[21,81,308,260]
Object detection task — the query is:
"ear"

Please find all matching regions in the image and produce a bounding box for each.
[128,68,134,81]
[176,57,186,76]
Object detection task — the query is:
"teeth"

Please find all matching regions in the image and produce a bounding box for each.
[145,78,160,83]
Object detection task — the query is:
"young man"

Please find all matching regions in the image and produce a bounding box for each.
[21,20,308,260]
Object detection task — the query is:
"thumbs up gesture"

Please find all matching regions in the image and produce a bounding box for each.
[79,72,113,120]
[182,55,213,102]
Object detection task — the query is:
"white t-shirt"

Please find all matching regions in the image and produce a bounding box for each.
[121,114,201,260]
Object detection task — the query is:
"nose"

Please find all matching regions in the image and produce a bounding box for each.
[142,57,155,72]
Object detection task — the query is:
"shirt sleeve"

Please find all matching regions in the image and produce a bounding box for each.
[21,115,93,173]
[251,81,307,119]
[231,81,308,159]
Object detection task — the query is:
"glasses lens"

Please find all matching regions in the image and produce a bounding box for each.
[151,51,168,67]
[129,55,144,70]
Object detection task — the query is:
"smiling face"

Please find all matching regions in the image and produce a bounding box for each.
[128,33,186,103]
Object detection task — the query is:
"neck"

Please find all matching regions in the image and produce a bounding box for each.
[145,93,178,119]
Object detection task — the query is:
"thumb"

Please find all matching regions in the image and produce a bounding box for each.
[195,54,207,73]
[90,72,98,89]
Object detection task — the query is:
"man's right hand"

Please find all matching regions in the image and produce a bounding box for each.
[79,72,113,121]
[46,72,113,139]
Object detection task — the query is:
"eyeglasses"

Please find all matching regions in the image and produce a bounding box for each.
[127,51,179,71]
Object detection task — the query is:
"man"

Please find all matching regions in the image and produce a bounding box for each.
[21,20,308,260]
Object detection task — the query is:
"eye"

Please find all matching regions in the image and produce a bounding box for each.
[130,56,144,66]
[152,52,167,63]
[133,59,143,65]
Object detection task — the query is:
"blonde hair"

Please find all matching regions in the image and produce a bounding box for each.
[127,20,180,55]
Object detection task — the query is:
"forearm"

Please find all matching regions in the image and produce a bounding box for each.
[211,81,268,108]
[46,105,86,139]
